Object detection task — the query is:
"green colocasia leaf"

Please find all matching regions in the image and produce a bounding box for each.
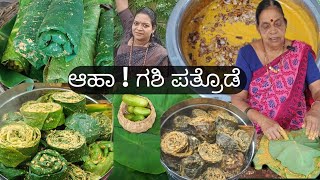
[269,129,320,176]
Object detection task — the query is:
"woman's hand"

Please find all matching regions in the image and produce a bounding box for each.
[115,0,128,13]
[260,119,286,140]
[303,109,320,140]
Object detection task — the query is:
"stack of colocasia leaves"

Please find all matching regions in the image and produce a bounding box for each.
[0,90,113,179]
[0,0,114,87]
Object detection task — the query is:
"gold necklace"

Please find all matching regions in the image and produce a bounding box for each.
[262,40,285,73]
[129,38,150,66]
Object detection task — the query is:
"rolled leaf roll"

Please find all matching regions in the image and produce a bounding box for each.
[91,111,113,140]
[65,113,103,144]
[83,141,113,177]
[28,149,68,180]
[20,102,65,130]
[94,9,114,66]
[37,0,84,60]
[0,122,41,167]
[51,91,86,116]
[66,164,100,180]
[44,3,101,82]
[1,0,32,73]
[13,0,50,69]
[46,130,88,162]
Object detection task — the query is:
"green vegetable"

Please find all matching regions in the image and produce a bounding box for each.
[133,107,151,116]
[113,94,196,174]
[127,106,134,113]
[91,111,113,140]
[28,149,68,180]
[269,130,320,176]
[44,2,101,82]
[0,16,16,60]
[13,0,50,69]
[51,91,86,116]
[83,141,113,177]
[0,122,41,167]
[131,115,145,122]
[46,130,88,162]
[86,103,112,114]
[65,113,103,144]
[1,0,31,73]
[122,94,149,107]
[124,114,135,120]
[94,8,114,66]
[66,164,100,180]
[37,0,84,60]
[0,163,26,180]
[20,102,65,130]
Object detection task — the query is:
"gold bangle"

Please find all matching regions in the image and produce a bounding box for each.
[244,107,253,115]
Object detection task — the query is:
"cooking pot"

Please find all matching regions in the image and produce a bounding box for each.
[166,0,320,101]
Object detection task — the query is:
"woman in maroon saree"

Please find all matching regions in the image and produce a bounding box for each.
[232,0,320,140]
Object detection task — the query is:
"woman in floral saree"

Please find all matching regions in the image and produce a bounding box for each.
[232,0,320,140]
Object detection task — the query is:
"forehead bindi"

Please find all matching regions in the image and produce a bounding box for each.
[134,14,152,26]
[259,7,283,24]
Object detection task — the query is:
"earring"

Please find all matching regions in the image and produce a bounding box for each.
[152,33,154,37]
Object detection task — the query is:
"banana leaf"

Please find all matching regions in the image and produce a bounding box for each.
[13,0,50,69]
[109,161,168,180]
[20,102,65,130]
[37,0,84,60]
[0,122,41,167]
[94,8,114,66]
[1,0,32,73]
[91,111,113,140]
[83,141,113,177]
[46,130,88,162]
[44,2,101,83]
[0,16,16,59]
[66,164,100,180]
[65,113,103,144]
[113,94,196,174]
[28,149,68,180]
[0,64,33,88]
[51,91,86,116]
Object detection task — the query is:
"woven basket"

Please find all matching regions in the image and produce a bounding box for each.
[118,97,156,133]
[0,0,18,28]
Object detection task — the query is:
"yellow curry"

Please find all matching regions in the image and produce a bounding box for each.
[181,0,318,66]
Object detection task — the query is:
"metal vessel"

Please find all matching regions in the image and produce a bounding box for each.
[160,98,256,180]
[166,0,320,101]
